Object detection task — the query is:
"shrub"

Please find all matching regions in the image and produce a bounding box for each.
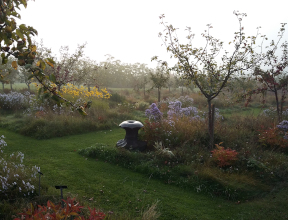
[143,101,209,149]
[159,96,194,108]
[258,125,288,149]
[0,135,40,200]
[18,114,113,139]
[277,120,288,140]
[153,141,174,158]
[135,101,149,111]
[211,142,238,167]
[109,92,125,103]
[141,116,208,150]
[61,83,111,99]
[261,108,288,121]
[167,100,200,119]
[13,197,105,220]
[0,92,29,111]
[114,102,135,114]
[141,120,163,148]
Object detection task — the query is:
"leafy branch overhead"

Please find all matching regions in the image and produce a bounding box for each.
[0,0,91,115]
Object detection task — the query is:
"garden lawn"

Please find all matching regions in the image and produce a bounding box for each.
[2,83,37,91]
[220,106,263,118]
[1,128,287,219]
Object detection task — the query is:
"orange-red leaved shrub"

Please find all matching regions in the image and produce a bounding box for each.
[13,197,105,220]
[211,142,238,167]
[258,126,288,149]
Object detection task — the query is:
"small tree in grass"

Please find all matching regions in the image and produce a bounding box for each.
[243,24,288,122]
[153,11,264,148]
[149,67,169,102]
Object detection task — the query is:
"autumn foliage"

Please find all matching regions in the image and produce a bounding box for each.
[258,126,288,149]
[211,143,239,167]
[13,197,105,220]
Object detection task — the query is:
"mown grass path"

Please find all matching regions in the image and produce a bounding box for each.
[1,128,287,219]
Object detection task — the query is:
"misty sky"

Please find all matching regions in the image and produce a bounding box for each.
[19,0,288,68]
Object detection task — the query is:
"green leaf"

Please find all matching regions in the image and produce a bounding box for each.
[20,0,27,8]
[46,58,55,64]
[16,29,24,39]
[11,12,20,19]
[11,33,18,40]
[27,74,34,80]
[19,24,27,30]
[2,34,8,43]
[37,60,46,70]
[2,57,8,64]
[77,106,88,116]
[27,35,32,45]
[49,74,56,83]
[25,64,32,69]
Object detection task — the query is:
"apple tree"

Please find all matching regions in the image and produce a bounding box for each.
[149,67,169,102]
[153,11,263,148]
[241,24,287,122]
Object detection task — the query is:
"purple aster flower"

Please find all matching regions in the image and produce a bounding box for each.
[145,103,163,121]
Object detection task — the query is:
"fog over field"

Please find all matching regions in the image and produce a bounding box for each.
[19,0,288,67]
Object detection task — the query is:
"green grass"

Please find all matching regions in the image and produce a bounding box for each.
[220,106,263,118]
[1,128,288,219]
[1,83,37,91]
[1,87,288,219]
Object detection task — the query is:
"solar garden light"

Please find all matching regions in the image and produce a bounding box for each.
[38,171,43,197]
[55,185,67,207]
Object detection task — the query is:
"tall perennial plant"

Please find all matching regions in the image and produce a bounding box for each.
[277,120,288,140]
[0,92,29,111]
[0,135,40,200]
[145,103,163,121]
[143,99,208,149]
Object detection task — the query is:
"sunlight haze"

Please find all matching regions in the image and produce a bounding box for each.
[19,0,288,67]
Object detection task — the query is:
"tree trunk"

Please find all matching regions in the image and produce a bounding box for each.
[10,83,13,91]
[27,83,30,91]
[275,90,281,122]
[208,100,215,149]
[280,88,286,122]
[2,82,4,91]
[158,88,160,102]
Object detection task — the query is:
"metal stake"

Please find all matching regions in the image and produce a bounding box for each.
[55,186,67,208]
[38,171,43,197]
